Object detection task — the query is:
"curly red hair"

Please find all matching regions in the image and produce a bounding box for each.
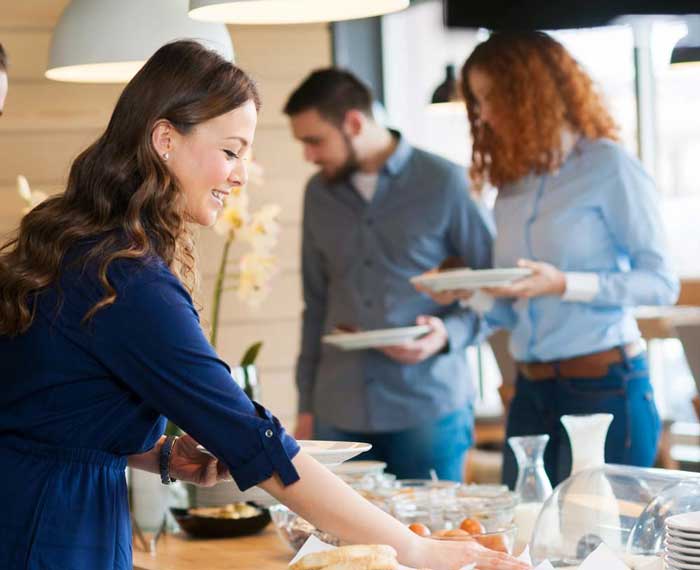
[461,31,619,191]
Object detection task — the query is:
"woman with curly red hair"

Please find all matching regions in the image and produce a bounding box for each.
[421,31,678,487]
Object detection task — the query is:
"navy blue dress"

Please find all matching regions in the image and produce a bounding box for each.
[0,252,300,569]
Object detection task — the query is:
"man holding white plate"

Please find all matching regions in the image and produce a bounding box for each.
[284,69,493,481]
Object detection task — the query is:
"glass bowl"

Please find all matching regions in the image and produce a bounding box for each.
[457,484,511,499]
[396,479,461,493]
[429,524,518,554]
[443,495,518,532]
[392,483,517,533]
[269,504,340,552]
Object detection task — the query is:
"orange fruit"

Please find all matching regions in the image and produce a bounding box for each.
[459,517,486,535]
[408,523,431,537]
[474,534,508,553]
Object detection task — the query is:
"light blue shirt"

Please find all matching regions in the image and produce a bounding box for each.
[296,133,494,432]
[482,137,679,362]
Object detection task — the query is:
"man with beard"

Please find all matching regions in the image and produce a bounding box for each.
[283,68,493,480]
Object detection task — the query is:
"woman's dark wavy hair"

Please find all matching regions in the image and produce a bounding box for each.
[0,40,260,336]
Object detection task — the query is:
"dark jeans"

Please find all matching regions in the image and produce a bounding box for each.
[502,352,661,489]
[314,406,474,481]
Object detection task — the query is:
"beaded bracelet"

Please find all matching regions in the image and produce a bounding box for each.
[159,435,178,485]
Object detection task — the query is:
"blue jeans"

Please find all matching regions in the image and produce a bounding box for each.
[502,352,661,489]
[314,407,474,481]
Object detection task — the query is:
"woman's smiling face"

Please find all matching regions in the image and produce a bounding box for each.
[160,99,258,227]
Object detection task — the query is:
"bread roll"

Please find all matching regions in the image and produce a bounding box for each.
[323,554,399,570]
[290,545,397,570]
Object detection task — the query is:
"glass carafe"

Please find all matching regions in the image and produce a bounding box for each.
[508,434,553,550]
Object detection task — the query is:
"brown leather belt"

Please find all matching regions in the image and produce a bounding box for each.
[517,342,645,381]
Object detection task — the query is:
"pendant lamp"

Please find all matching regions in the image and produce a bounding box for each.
[46,0,234,83]
[188,0,409,25]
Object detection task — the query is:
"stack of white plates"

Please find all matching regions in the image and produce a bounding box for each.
[665,512,700,570]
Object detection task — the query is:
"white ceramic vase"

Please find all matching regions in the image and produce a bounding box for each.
[560,413,621,558]
[561,413,613,475]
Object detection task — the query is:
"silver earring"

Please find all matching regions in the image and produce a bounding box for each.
[163,152,170,160]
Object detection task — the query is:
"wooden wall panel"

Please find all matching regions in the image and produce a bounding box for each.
[215,320,300,371]
[0,130,101,185]
[0,0,70,29]
[0,30,53,81]
[230,24,331,81]
[2,82,122,131]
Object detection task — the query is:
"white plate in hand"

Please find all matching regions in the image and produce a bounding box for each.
[410,267,532,292]
[197,440,371,468]
[322,325,431,351]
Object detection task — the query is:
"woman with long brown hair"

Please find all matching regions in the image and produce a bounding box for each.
[0,40,529,570]
[420,31,678,488]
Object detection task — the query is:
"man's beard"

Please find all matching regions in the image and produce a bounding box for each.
[321,132,360,184]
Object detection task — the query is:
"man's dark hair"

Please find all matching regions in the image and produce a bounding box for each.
[283,68,373,127]
[0,43,7,72]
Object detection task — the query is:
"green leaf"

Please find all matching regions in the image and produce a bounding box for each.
[240,341,263,367]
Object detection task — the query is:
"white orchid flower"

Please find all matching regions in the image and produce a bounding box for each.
[17,175,49,214]
[242,204,281,252]
[236,252,278,307]
[17,176,32,203]
[213,190,250,237]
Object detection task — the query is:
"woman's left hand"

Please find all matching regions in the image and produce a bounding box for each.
[169,435,231,487]
[484,259,566,299]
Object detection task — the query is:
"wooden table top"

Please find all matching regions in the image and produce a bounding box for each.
[132,525,292,570]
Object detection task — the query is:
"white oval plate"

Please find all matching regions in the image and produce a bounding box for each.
[331,460,387,476]
[668,536,700,548]
[666,550,700,564]
[669,529,700,541]
[666,539,700,556]
[668,513,700,533]
[410,267,532,292]
[296,440,372,466]
[197,440,372,468]
[322,325,431,351]
[666,555,700,570]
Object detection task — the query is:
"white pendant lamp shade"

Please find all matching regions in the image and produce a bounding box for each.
[46,0,234,83]
[188,0,409,25]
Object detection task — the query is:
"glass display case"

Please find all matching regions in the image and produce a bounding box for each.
[530,464,700,567]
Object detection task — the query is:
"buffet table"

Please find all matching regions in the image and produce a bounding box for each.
[132,525,290,570]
